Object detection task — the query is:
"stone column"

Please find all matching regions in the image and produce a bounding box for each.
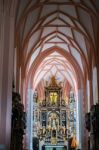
[0,5,15,150]
[92,67,98,104]
[26,89,33,150]
[77,89,85,150]
[87,80,90,112]
[96,25,99,102]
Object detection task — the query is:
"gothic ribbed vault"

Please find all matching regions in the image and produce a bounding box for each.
[14,0,99,108]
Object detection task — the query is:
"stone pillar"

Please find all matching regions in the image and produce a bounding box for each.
[92,67,98,104]
[26,89,33,150]
[76,92,80,148]
[87,80,90,112]
[0,6,15,150]
[77,89,85,150]
[96,25,99,102]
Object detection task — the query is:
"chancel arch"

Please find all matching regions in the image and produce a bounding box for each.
[23,45,88,150]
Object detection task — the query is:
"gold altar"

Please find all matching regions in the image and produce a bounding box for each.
[33,76,76,148]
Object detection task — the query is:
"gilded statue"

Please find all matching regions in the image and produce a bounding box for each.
[50,76,58,86]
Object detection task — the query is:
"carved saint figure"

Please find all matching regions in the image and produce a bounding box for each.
[50,92,57,105]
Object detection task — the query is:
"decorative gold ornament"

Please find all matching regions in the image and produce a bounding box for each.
[50,76,58,86]
[51,138,57,144]
[50,92,57,104]
[71,136,78,148]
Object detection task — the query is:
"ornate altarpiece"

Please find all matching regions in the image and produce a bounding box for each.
[33,76,76,146]
[38,76,67,145]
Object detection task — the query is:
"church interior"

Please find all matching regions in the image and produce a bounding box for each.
[0,0,99,150]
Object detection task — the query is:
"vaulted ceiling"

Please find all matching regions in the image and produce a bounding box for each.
[15,0,99,95]
[33,51,77,89]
